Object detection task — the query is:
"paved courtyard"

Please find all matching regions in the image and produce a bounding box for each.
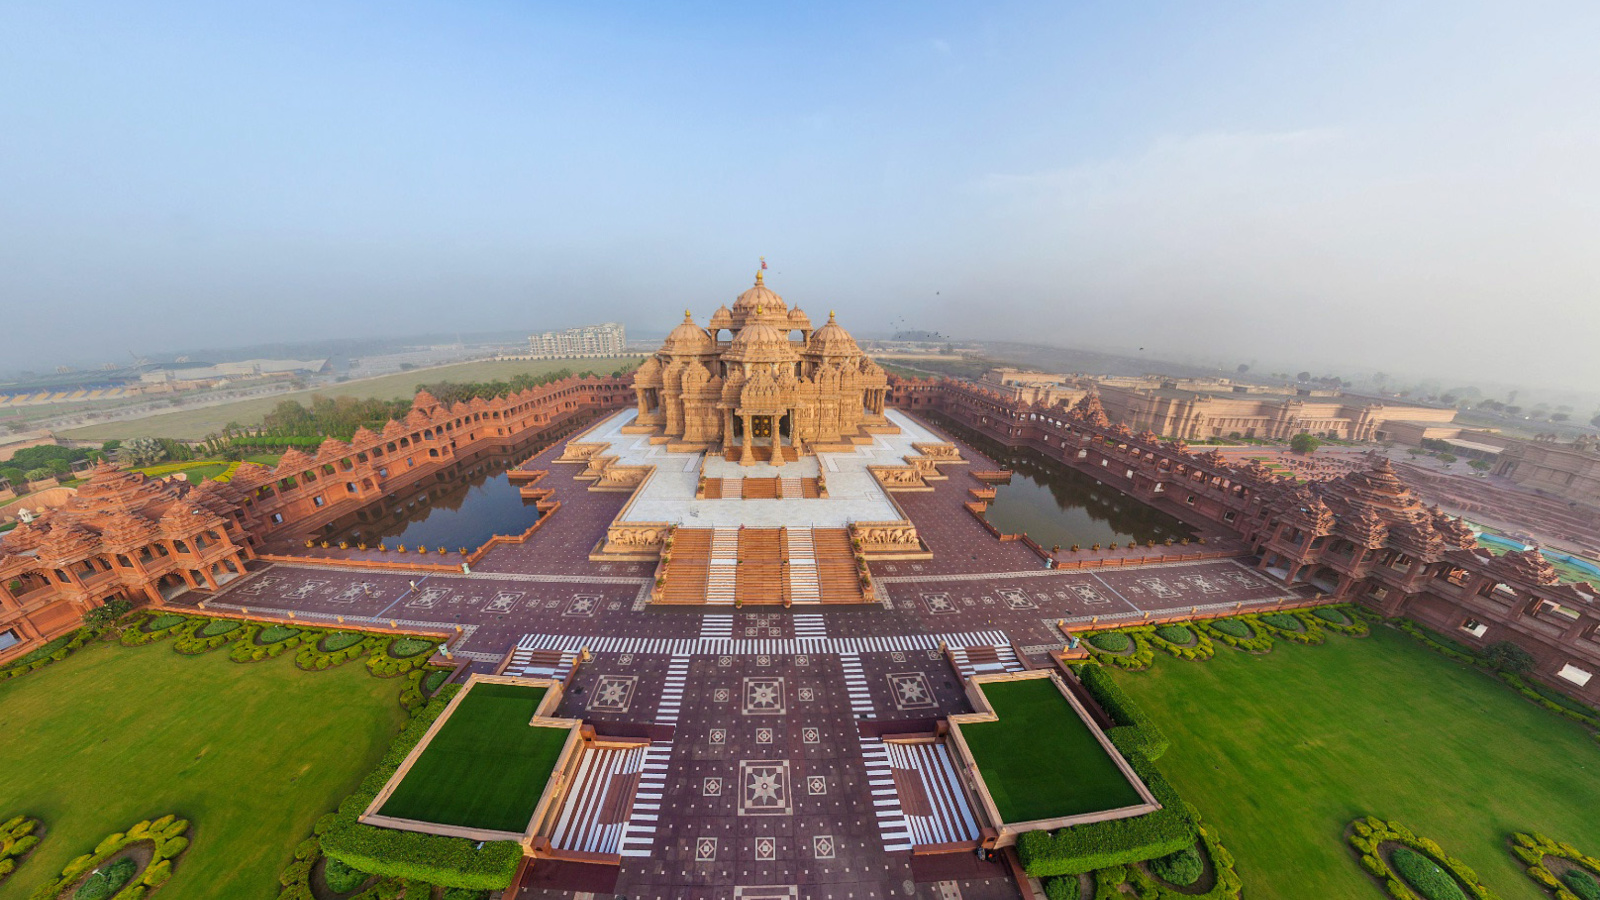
[165,410,1307,900]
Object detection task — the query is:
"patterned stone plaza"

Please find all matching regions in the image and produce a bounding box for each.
[163,405,1306,900]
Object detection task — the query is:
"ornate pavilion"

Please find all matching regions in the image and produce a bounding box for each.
[629,272,893,464]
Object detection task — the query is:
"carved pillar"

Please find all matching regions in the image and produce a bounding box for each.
[740,413,754,466]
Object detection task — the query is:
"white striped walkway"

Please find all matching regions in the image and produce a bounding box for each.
[884,741,980,846]
[860,736,913,852]
[655,656,690,725]
[699,614,734,641]
[839,654,874,717]
[617,741,672,858]
[504,647,579,682]
[787,528,820,605]
[947,644,1025,681]
[513,630,1010,658]
[706,528,739,604]
[793,613,827,641]
[550,744,646,854]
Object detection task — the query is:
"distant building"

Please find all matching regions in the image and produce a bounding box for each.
[527,323,627,359]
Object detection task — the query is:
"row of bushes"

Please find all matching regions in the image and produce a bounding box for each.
[119,611,443,688]
[0,816,41,882]
[1017,748,1196,877]
[317,687,523,890]
[276,833,401,900]
[1,627,99,680]
[1147,623,1216,660]
[1500,674,1600,729]
[1081,604,1369,668]
[1046,805,1244,900]
[26,815,190,900]
[1198,616,1276,652]
[1075,663,1170,760]
[1346,817,1495,900]
[1512,831,1600,900]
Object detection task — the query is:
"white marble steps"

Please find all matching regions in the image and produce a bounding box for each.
[706,527,739,604]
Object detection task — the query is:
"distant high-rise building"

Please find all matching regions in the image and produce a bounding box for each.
[527,322,626,358]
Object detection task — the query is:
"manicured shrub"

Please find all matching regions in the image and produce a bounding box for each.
[199,619,243,638]
[1565,869,1600,900]
[1075,663,1169,759]
[1150,844,1203,885]
[74,856,138,900]
[1154,624,1194,645]
[1210,618,1252,639]
[388,638,435,658]
[423,670,450,695]
[443,889,489,900]
[322,632,365,652]
[1313,606,1352,625]
[145,614,187,631]
[1390,847,1466,900]
[323,857,370,893]
[1260,613,1303,632]
[1484,639,1536,675]
[257,625,301,644]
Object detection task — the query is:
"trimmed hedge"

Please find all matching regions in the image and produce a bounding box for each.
[1075,663,1169,759]
[1565,870,1600,900]
[1154,624,1194,645]
[0,815,42,883]
[275,833,401,900]
[322,632,366,652]
[1510,831,1600,900]
[1199,616,1275,653]
[1345,817,1496,900]
[387,638,435,659]
[199,618,244,638]
[318,687,522,890]
[74,857,136,900]
[323,857,370,893]
[1209,618,1252,639]
[1087,632,1132,654]
[256,625,301,644]
[422,670,450,695]
[1016,750,1194,877]
[1151,845,1203,886]
[1314,606,1353,626]
[3,627,99,680]
[1392,846,1468,900]
[27,814,191,900]
[1501,673,1600,729]
[1052,806,1243,899]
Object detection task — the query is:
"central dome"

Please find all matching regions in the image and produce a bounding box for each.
[732,271,787,319]
[725,319,796,363]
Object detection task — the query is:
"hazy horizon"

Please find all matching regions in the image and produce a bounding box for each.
[5,2,1597,390]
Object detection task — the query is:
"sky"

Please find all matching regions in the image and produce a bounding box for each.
[3,1,1598,389]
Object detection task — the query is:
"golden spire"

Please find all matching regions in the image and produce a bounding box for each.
[829,310,836,320]
[755,269,764,285]
[684,309,693,320]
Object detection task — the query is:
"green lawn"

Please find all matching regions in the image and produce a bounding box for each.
[963,677,1145,823]
[0,638,407,900]
[378,683,566,833]
[59,357,646,441]
[1112,626,1600,900]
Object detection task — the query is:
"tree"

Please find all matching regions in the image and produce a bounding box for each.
[1236,364,1250,374]
[1483,640,1536,674]
[1437,452,1458,463]
[22,467,54,482]
[101,439,122,451]
[116,437,167,467]
[1468,459,1491,470]
[82,598,134,631]
[1290,433,1321,454]
[1296,371,1311,382]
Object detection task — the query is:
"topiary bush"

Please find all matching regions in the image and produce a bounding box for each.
[1313,606,1353,626]
[1210,618,1252,638]
[199,618,243,638]
[1154,624,1194,645]
[257,625,301,644]
[145,614,187,631]
[73,856,137,900]
[323,857,370,893]
[1150,844,1203,886]
[442,889,489,900]
[388,638,435,658]
[1088,632,1133,653]
[1260,613,1303,632]
[0,815,42,883]
[1345,818,1492,900]
[1565,870,1600,900]
[422,670,450,695]
[322,632,366,652]
[1391,846,1468,900]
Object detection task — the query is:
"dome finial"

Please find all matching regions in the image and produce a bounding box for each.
[829,310,836,321]
[755,269,764,285]
[756,304,764,315]
[684,309,693,321]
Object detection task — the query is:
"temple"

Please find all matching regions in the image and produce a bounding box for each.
[629,272,893,463]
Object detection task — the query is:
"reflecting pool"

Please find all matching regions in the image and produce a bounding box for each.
[923,413,1196,549]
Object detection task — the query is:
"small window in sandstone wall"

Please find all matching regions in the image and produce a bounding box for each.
[1460,619,1488,638]
[313,495,325,508]
[1557,663,1593,687]
[0,629,19,652]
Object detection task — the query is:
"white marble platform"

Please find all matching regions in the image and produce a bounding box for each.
[571,408,942,529]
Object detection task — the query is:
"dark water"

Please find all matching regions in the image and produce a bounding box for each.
[923,413,1195,549]
[326,455,544,552]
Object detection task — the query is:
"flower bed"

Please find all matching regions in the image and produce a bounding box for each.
[1345,817,1496,900]
[26,815,191,900]
[1511,831,1600,900]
